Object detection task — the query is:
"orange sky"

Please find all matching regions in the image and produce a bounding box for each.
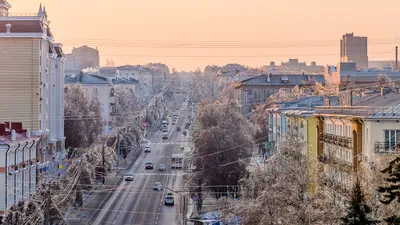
[9,0,400,70]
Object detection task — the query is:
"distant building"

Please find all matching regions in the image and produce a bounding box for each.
[234,74,325,115]
[65,74,115,135]
[340,33,368,69]
[99,67,117,81]
[65,53,77,70]
[71,45,100,70]
[325,62,400,85]
[263,59,324,74]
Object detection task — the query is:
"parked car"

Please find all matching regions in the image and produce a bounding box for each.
[144,146,151,153]
[154,182,163,191]
[124,173,134,181]
[182,131,187,136]
[159,164,166,172]
[165,193,174,205]
[145,162,154,169]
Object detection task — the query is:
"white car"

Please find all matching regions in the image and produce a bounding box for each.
[124,173,134,181]
[165,193,174,206]
[154,182,163,191]
[144,146,151,153]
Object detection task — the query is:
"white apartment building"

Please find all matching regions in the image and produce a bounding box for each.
[364,104,400,164]
[116,65,153,101]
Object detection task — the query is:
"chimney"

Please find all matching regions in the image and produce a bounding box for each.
[5,23,11,33]
[11,129,16,141]
[394,46,399,72]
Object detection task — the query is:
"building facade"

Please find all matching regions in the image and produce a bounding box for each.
[340,33,368,69]
[0,124,41,213]
[235,74,325,115]
[0,1,66,186]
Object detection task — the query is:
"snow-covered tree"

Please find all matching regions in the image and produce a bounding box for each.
[191,99,253,198]
[225,135,345,225]
[114,86,139,127]
[313,82,338,96]
[64,84,103,148]
[377,73,394,90]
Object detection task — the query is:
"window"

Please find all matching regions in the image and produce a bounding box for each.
[384,130,400,150]
[339,125,343,136]
[366,128,369,144]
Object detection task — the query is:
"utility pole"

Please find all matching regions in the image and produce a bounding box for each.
[44,184,51,225]
[102,144,105,184]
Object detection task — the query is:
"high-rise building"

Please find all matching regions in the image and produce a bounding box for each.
[340,33,368,69]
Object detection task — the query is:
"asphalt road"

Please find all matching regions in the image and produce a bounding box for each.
[93,94,190,225]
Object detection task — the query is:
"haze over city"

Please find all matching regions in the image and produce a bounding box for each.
[10,0,400,70]
[3,0,400,224]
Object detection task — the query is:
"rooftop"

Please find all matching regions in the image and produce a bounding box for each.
[238,74,325,87]
[65,73,111,85]
[366,103,400,119]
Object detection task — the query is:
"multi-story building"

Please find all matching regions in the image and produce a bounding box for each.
[0,1,66,176]
[235,74,325,115]
[0,123,41,213]
[340,33,368,69]
[324,62,400,85]
[364,104,400,164]
[65,74,115,135]
[116,65,154,101]
[71,45,100,70]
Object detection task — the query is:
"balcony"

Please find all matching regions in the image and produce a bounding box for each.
[320,133,353,149]
[374,142,400,154]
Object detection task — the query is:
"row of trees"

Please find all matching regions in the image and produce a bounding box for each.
[222,134,400,225]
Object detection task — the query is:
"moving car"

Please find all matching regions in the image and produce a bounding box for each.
[172,121,176,125]
[176,127,181,131]
[162,135,168,140]
[182,131,187,136]
[159,164,166,172]
[165,193,174,205]
[144,146,151,153]
[154,182,163,191]
[145,162,154,169]
[124,173,134,181]
[162,128,168,132]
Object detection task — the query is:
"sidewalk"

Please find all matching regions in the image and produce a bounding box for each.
[66,148,142,225]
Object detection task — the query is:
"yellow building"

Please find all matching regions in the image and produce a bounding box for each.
[281,110,318,193]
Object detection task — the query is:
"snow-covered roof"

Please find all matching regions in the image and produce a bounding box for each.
[65,73,111,85]
[238,74,325,87]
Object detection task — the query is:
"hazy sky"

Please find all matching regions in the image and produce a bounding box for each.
[10,0,400,70]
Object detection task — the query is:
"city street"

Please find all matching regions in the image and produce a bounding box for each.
[92,94,190,225]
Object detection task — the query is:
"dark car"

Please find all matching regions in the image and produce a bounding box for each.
[176,127,181,131]
[145,162,154,169]
[162,135,168,140]
[182,131,187,136]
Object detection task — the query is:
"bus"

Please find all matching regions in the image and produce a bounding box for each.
[171,154,184,169]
